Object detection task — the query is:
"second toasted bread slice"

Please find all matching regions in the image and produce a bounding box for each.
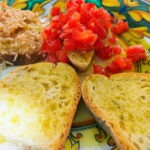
[82,73,150,150]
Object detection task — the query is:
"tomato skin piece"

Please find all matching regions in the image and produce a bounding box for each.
[67,12,80,28]
[80,2,95,12]
[46,29,59,40]
[42,26,51,40]
[92,8,113,30]
[41,40,49,52]
[46,52,58,64]
[58,13,68,26]
[51,7,61,16]
[92,8,111,22]
[66,0,80,11]
[80,3,95,25]
[97,46,113,60]
[126,45,147,62]
[111,46,122,55]
[96,45,122,60]
[111,20,128,35]
[41,39,62,52]
[114,56,132,70]
[87,17,106,39]
[93,64,109,77]
[74,0,84,5]
[108,35,116,44]
[107,56,132,73]
[63,39,75,51]
[80,9,92,25]
[59,29,72,39]
[50,17,60,29]
[56,50,69,63]
[72,30,97,47]
[94,39,105,51]
[46,50,69,64]
[124,58,132,70]
[107,61,120,73]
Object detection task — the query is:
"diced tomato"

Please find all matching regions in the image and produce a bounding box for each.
[66,0,80,11]
[67,12,80,28]
[92,8,113,29]
[46,50,69,64]
[66,0,74,9]
[108,35,116,44]
[124,58,132,70]
[51,7,61,16]
[80,2,95,11]
[41,0,135,68]
[72,30,97,47]
[92,8,111,22]
[59,30,72,39]
[41,40,49,52]
[96,45,122,60]
[41,39,62,52]
[56,50,69,63]
[111,19,128,35]
[80,9,92,25]
[50,18,60,30]
[59,13,68,26]
[42,26,51,40]
[46,52,58,64]
[107,56,132,73]
[107,61,120,73]
[111,46,122,55]
[114,56,132,70]
[126,45,146,62]
[93,64,109,77]
[74,0,84,5]
[96,46,113,59]
[94,39,105,51]
[63,39,75,51]
[80,3,95,24]
[46,29,59,40]
[87,17,106,39]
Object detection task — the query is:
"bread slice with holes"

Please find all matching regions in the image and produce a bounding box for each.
[68,50,95,72]
[82,73,150,150]
[0,62,81,150]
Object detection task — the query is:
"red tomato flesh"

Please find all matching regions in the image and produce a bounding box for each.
[41,0,114,63]
[41,0,146,73]
[111,19,128,35]
[107,56,132,73]
[96,46,122,60]
[126,45,147,62]
[93,64,109,77]
[51,7,61,16]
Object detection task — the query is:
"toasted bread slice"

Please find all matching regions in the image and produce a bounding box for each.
[82,73,150,150]
[0,62,81,150]
[68,50,95,72]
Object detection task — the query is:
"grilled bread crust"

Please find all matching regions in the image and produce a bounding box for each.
[82,73,150,150]
[0,62,81,150]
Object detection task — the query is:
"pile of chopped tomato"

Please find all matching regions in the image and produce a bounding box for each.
[41,0,147,76]
[93,45,146,77]
[41,0,117,62]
